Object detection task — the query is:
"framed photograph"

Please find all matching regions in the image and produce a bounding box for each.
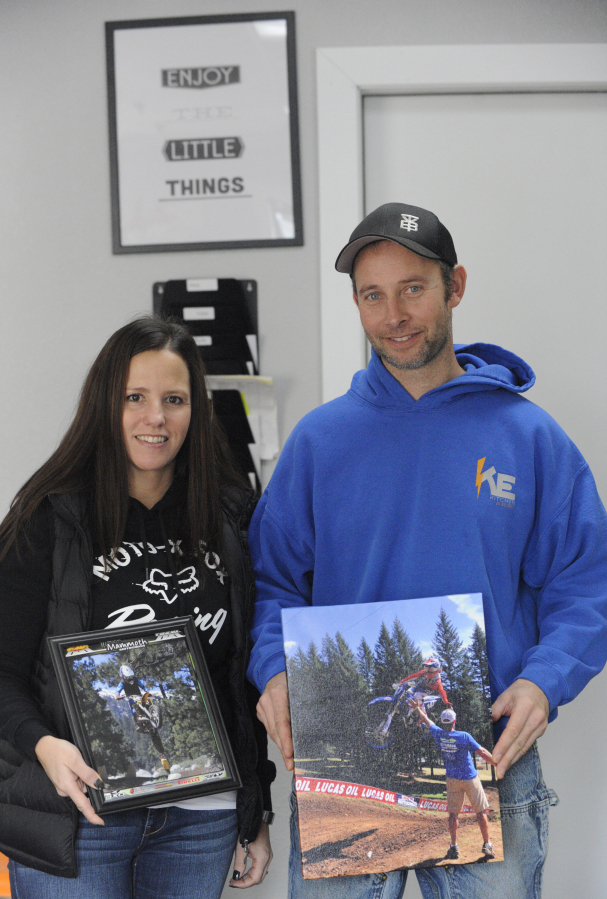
[106,13,303,253]
[48,617,240,813]
[283,594,504,878]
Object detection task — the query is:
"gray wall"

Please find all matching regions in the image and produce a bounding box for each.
[2,2,607,898]
[2,0,607,514]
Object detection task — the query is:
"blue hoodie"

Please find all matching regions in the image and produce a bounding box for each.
[247,345,607,722]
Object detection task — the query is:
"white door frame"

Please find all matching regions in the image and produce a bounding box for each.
[317,43,607,403]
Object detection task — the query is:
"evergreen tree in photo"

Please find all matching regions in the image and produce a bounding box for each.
[285,647,311,752]
[304,640,328,750]
[311,632,369,758]
[163,671,220,765]
[286,646,310,693]
[451,650,482,739]
[286,641,327,756]
[469,623,491,705]
[371,622,401,695]
[392,618,423,676]
[333,633,366,695]
[331,632,369,762]
[466,624,494,755]
[318,634,342,749]
[432,607,464,700]
[357,638,375,691]
[70,658,133,776]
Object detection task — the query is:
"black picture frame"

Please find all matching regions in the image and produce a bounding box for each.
[106,12,303,253]
[48,617,241,813]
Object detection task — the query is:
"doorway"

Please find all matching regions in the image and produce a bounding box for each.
[363,90,607,495]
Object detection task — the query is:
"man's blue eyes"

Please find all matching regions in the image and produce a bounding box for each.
[365,286,423,300]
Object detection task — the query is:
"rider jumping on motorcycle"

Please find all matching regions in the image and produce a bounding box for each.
[115,665,170,772]
[115,665,149,729]
[396,657,451,715]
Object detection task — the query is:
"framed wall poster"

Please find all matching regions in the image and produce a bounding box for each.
[48,617,240,813]
[106,13,303,253]
[283,594,504,878]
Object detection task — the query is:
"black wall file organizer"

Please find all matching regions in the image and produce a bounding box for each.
[154,278,261,492]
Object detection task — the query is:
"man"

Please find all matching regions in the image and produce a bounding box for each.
[416,705,495,861]
[116,664,170,772]
[398,657,450,717]
[115,664,147,724]
[247,202,607,898]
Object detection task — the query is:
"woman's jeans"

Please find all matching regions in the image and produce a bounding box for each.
[9,806,238,899]
[289,744,558,899]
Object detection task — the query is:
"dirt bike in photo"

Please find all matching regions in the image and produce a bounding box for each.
[132,691,163,733]
[117,690,169,767]
[364,681,440,749]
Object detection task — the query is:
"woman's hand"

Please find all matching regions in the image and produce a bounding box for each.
[229,822,272,888]
[35,735,105,825]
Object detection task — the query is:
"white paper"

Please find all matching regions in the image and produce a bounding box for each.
[206,375,279,461]
[183,307,216,321]
[187,278,219,292]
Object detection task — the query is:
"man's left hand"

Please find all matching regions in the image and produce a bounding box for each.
[491,678,549,779]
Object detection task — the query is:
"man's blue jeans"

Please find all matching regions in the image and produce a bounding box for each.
[9,806,238,899]
[289,744,558,899]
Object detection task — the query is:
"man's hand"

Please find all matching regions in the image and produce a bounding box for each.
[491,678,549,779]
[475,746,495,767]
[256,671,294,771]
[35,735,105,825]
[415,704,432,728]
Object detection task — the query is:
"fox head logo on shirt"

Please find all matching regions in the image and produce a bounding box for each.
[476,457,516,506]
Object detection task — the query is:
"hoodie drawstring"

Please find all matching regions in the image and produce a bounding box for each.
[136,504,152,581]
[159,511,181,600]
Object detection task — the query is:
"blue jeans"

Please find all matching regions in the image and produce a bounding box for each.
[9,806,238,899]
[289,744,557,899]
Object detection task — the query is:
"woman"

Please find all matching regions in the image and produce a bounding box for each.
[0,316,274,898]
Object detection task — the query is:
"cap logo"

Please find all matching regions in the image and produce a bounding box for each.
[400,214,419,232]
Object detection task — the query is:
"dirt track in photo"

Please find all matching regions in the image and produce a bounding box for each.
[298,787,503,878]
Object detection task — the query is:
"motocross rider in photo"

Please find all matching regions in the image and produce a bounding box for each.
[398,658,451,717]
[115,664,170,772]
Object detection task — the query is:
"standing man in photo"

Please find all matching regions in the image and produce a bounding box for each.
[247,202,607,898]
[416,705,495,861]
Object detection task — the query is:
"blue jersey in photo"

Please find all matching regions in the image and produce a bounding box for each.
[429,723,480,780]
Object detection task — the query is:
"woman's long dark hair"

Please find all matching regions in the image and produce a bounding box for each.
[0,315,242,560]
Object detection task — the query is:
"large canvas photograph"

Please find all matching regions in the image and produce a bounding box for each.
[49,617,240,812]
[282,594,503,879]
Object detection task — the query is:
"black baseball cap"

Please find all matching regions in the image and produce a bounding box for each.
[335,202,457,274]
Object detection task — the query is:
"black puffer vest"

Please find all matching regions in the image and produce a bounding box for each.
[0,488,273,878]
